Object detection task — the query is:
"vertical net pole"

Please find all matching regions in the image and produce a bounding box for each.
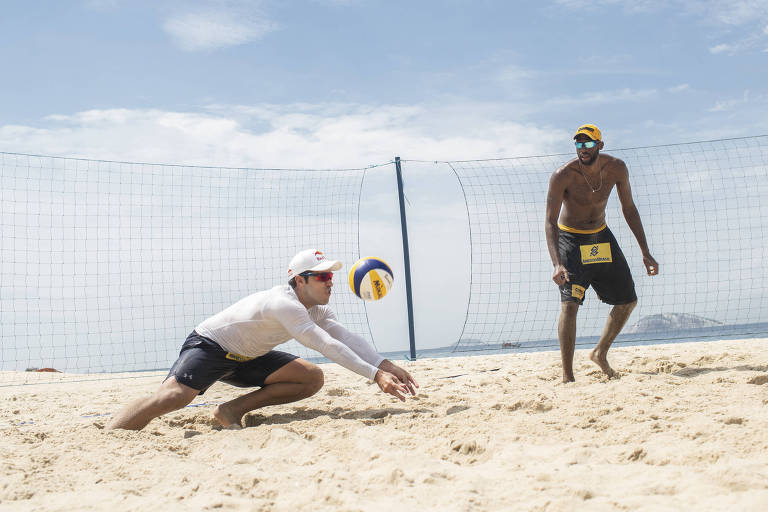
[395,157,417,360]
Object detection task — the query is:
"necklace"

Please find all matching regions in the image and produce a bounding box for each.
[578,158,603,193]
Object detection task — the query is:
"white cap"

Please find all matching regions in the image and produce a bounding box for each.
[287,249,342,281]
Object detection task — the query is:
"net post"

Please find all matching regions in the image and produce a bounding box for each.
[395,157,417,360]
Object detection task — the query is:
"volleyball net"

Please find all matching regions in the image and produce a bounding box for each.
[447,135,768,351]
[2,135,767,385]
[0,153,373,384]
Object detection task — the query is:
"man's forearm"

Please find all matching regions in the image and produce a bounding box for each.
[624,208,651,255]
[545,222,562,266]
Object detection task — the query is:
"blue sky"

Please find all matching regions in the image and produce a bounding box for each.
[1,1,767,363]
[1,0,767,167]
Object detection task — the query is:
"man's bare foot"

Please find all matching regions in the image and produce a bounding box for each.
[562,373,575,383]
[590,349,616,378]
[213,404,243,429]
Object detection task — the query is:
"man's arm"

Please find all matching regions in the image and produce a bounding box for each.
[546,170,569,285]
[316,312,384,367]
[293,325,412,401]
[275,304,412,400]
[318,313,418,396]
[293,323,379,380]
[614,160,659,276]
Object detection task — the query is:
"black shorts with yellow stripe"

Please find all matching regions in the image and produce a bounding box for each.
[557,224,637,306]
[166,331,299,395]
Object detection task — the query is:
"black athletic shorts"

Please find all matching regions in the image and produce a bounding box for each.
[557,224,637,306]
[166,331,299,395]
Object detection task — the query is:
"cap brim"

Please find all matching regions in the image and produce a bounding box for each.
[573,132,599,141]
[309,260,342,272]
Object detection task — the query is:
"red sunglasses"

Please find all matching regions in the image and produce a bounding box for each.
[301,272,334,282]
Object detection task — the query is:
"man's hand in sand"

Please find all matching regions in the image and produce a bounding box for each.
[377,359,419,396]
[374,368,414,402]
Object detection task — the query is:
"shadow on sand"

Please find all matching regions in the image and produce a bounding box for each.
[243,406,434,427]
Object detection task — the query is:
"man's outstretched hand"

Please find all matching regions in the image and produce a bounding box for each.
[374,370,409,401]
[378,359,418,396]
[374,360,419,401]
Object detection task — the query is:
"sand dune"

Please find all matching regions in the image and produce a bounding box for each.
[2,338,767,511]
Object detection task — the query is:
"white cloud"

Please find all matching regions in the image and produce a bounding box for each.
[583,88,659,103]
[668,84,690,93]
[163,2,277,52]
[678,1,768,55]
[709,99,741,112]
[710,43,733,54]
[701,0,767,26]
[707,89,759,112]
[496,65,535,84]
[83,0,121,9]
[555,0,768,55]
[552,0,657,13]
[0,104,565,168]
[541,88,658,110]
[311,0,363,4]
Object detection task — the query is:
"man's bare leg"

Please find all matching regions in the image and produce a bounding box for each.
[558,301,579,383]
[590,300,637,378]
[106,377,200,430]
[213,359,324,428]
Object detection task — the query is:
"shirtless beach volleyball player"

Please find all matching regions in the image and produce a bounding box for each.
[107,249,417,430]
[545,124,659,383]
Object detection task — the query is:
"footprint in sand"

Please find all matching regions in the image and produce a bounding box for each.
[586,369,622,380]
[446,405,471,415]
[450,439,486,455]
[747,375,768,385]
[627,447,646,461]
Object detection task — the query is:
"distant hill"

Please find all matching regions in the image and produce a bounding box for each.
[625,313,723,333]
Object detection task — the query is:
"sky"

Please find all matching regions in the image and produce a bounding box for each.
[1,0,767,167]
[1,1,768,367]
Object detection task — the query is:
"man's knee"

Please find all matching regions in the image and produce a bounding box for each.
[155,378,198,410]
[619,299,637,313]
[266,359,324,397]
[610,300,637,322]
[561,301,579,315]
[304,365,324,396]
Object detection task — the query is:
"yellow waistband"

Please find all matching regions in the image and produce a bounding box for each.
[225,352,255,362]
[558,223,607,234]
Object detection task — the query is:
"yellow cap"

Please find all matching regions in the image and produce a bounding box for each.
[573,124,602,142]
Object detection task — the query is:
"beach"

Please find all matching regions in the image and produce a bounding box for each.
[2,338,767,511]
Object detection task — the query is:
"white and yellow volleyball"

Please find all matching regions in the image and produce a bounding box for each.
[348,257,394,302]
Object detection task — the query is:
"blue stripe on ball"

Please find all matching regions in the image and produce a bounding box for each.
[351,257,393,297]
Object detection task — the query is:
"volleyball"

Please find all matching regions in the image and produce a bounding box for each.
[348,257,394,301]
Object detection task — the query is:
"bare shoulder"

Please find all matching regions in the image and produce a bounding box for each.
[551,158,579,181]
[601,153,627,170]
[600,153,629,178]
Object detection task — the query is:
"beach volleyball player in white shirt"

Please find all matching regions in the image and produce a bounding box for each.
[107,249,418,430]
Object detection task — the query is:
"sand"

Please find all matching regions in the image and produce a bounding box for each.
[1,338,767,511]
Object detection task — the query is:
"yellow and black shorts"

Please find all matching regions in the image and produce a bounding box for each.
[557,224,637,305]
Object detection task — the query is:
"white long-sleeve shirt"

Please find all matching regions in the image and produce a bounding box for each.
[195,285,383,381]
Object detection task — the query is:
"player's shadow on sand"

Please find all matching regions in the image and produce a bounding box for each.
[635,364,768,378]
[672,364,768,377]
[243,406,433,427]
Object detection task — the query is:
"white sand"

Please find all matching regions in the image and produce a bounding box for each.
[2,338,767,511]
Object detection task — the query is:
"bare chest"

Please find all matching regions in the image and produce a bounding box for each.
[563,175,614,206]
